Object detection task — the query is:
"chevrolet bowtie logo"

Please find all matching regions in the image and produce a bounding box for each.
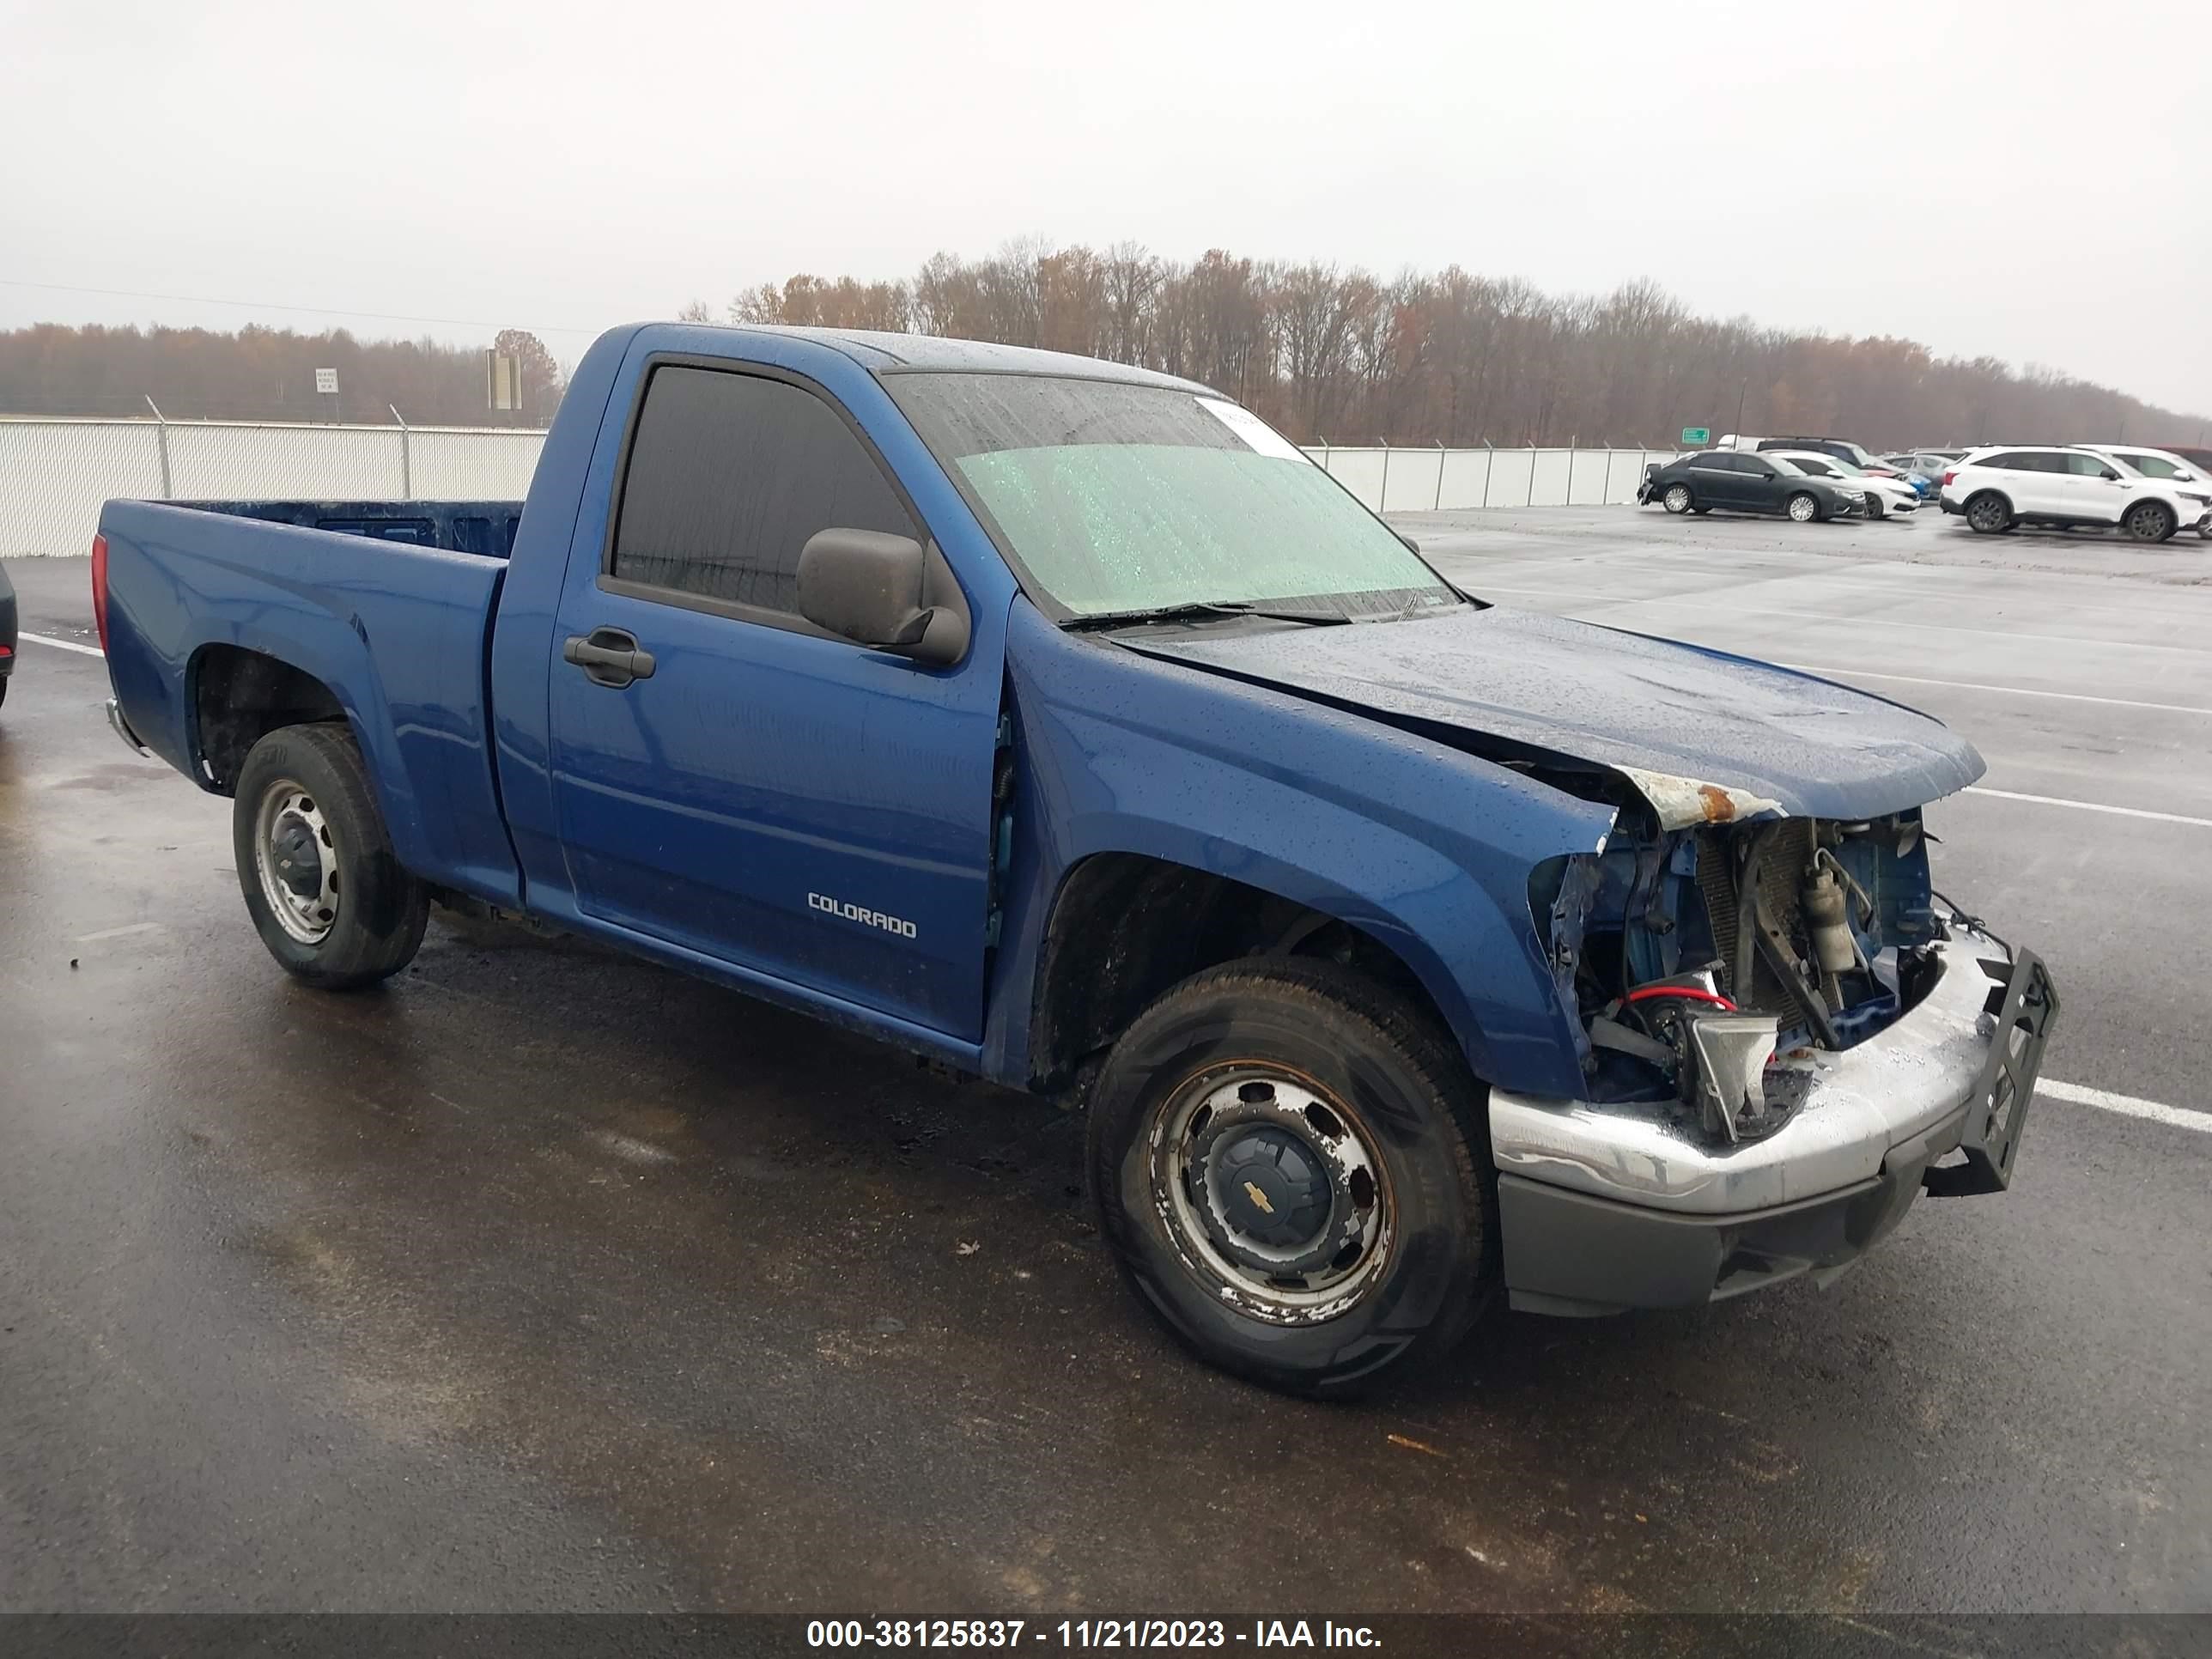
[1243,1181,1275,1216]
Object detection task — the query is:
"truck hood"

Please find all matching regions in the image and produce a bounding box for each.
[1122,604,1984,827]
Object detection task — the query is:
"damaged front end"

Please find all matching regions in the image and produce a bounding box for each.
[1498,765,2057,1317]
[1530,797,1948,1147]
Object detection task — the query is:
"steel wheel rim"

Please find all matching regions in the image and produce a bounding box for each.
[1970,499,2003,531]
[253,777,339,945]
[1147,1063,1394,1325]
[2128,505,2164,539]
[1664,485,1690,513]
[1790,495,1816,521]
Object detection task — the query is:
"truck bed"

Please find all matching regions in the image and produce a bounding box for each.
[99,498,525,907]
[174,499,525,558]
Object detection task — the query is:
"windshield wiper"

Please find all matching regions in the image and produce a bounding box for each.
[1064,600,1352,631]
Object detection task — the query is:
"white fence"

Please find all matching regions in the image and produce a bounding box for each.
[1,416,1668,557]
[1,416,549,557]
[1308,444,1668,513]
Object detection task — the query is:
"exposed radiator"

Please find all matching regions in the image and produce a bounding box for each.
[1696,820,1816,1012]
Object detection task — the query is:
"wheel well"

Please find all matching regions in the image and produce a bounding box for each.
[1028,853,1449,1091]
[1965,488,2013,517]
[191,646,346,795]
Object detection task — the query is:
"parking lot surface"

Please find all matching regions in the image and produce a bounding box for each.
[2,507,2207,1616]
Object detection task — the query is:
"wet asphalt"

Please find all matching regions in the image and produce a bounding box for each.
[0,513,2206,1616]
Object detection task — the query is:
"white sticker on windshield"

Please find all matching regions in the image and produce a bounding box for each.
[1195,398,1312,465]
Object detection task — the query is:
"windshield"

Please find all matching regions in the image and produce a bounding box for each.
[886,374,1459,621]
[1837,442,1880,468]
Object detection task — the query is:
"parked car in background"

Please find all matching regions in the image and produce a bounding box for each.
[1639,450,1865,520]
[2157,444,2212,473]
[1750,436,1911,480]
[0,559,15,709]
[1772,451,1920,517]
[2073,445,2212,540]
[2072,442,2206,483]
[1938,447,2212,540]
[1883,453,1956,493]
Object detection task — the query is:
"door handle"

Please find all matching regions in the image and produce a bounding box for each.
[562,628,657,689]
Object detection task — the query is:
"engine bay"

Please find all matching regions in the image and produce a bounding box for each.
[1532,810,1948,1142]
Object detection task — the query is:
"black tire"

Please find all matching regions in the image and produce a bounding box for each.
[232,723,428,990]
[1661,483,1694,514]
[2124,501,2177,543]
[1087,958,1497,1397]
[1690,505,1711,515]
[1964,491,2013,534]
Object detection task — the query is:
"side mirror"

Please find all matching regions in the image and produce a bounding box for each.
[797,528,969,666]
[2101,468,2121,482]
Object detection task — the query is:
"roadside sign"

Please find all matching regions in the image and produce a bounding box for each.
[314,368,339,396]
[1680,426,1711,446]
[486,350,521,412]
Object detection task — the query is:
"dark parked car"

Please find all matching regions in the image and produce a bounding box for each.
[0,559,16,709]
[1754,435,1907,478]
[2160,445,2212,473]
[1638,451,1865,521]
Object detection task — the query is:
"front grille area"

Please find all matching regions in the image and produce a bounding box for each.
[1695,819,1817,1012]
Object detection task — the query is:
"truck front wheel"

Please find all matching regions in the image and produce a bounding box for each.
[1087,959,1498,1396]
[233,723,428,990]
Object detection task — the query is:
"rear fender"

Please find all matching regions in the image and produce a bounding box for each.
[99,502,514,900]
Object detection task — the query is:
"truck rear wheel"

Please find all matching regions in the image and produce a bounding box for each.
[233,723,428,990]
[1087,959,1497,1396]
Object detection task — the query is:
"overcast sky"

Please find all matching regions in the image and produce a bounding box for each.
[4,0,2208,418]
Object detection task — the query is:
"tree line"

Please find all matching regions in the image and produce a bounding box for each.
[681,241,2206,450]
[0,323,566,427]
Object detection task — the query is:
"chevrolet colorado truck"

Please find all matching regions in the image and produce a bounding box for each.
[94,323,2057,1395]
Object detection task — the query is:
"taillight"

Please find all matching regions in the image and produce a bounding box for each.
[1941,470,1956,488]
[90,532,111,653]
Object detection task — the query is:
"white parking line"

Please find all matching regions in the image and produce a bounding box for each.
[2040,1079,2212,1134]
[1474,581,2212,659]
[75,921,165,944]
[1962,787,2212,829]
[1775,664,2212,719]
[19,630,104,658]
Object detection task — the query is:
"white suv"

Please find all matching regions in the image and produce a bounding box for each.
[1938,447,2212,542]
[2074,444,2212,540]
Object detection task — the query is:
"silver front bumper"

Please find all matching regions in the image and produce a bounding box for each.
[1489,932,2009,1216]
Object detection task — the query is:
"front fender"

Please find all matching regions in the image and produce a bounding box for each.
[986,604,1613,1097]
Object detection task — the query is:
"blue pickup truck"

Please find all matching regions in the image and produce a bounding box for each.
[94,322,2057,1394]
